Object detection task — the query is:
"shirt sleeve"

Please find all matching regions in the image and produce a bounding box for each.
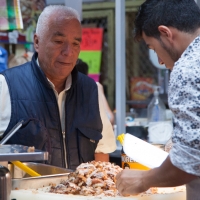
[95,83,116,153]
[168,66,200,176]
[0,74,11,138]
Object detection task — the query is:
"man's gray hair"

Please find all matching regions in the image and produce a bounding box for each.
[36,5,80,38]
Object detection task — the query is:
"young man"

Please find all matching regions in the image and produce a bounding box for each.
[116,0,200,199]
[0,5,116,170]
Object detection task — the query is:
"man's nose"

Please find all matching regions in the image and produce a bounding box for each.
[61,44,73,56]
[158,57,164,65]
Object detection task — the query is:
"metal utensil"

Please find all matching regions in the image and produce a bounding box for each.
[11,161,41,177]
[0,120,24,145]
[0,120,41,177]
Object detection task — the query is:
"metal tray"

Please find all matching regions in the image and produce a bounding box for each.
[9,162,72,178]
[0,145,48,161]
[11,162,72,189]
[12,173,70,190]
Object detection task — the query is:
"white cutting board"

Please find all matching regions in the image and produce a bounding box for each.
[123,133,168,168]
[11,188,186,200]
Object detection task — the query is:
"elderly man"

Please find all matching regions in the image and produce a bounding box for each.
[0,5,116,170]
[116,0,200,199]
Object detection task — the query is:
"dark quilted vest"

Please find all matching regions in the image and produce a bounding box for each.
[1,53,102,170]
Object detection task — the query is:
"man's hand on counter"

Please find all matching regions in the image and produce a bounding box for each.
[116,156,198,196]
[116,168,149,196]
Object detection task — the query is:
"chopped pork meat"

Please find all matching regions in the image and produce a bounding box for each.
[49,161,122,197]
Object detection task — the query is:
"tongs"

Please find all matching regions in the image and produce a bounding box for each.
[0,120,41,177]
[0,120,24,145]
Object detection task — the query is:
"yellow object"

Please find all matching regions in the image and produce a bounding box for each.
[117,133,125,145]
[121,153,150,170]
[11,161,41,177]
[117,133,150,170]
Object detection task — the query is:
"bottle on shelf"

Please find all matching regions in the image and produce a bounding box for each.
[147,86,166,123]
[147,86,172,144]
[125,108,138,126]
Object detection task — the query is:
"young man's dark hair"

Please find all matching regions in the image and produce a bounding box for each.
[134,0,200,41]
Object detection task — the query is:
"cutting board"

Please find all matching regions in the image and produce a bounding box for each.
[11,188,186,200]
[123,133,168,168]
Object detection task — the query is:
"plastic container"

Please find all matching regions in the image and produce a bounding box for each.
[121,147,149,170]
[147,86,173,144]
[147,86,166,123]
[117,134,149,170]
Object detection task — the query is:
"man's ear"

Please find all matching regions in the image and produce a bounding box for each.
[34,34,39,52]
[158,25,173,43]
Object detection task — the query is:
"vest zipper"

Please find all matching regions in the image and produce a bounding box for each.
[62,131,68,168]
[51,90,66,168]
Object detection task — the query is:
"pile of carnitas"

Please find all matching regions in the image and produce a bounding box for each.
[49,161,123,197]
[49,161,158,197]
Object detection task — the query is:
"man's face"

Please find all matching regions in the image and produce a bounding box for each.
[142,32,179,70]
[34,16,82,81]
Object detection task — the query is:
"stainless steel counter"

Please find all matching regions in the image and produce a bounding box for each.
[11,171,186,200]
[0,145,48,161]
[10,161,186,200]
